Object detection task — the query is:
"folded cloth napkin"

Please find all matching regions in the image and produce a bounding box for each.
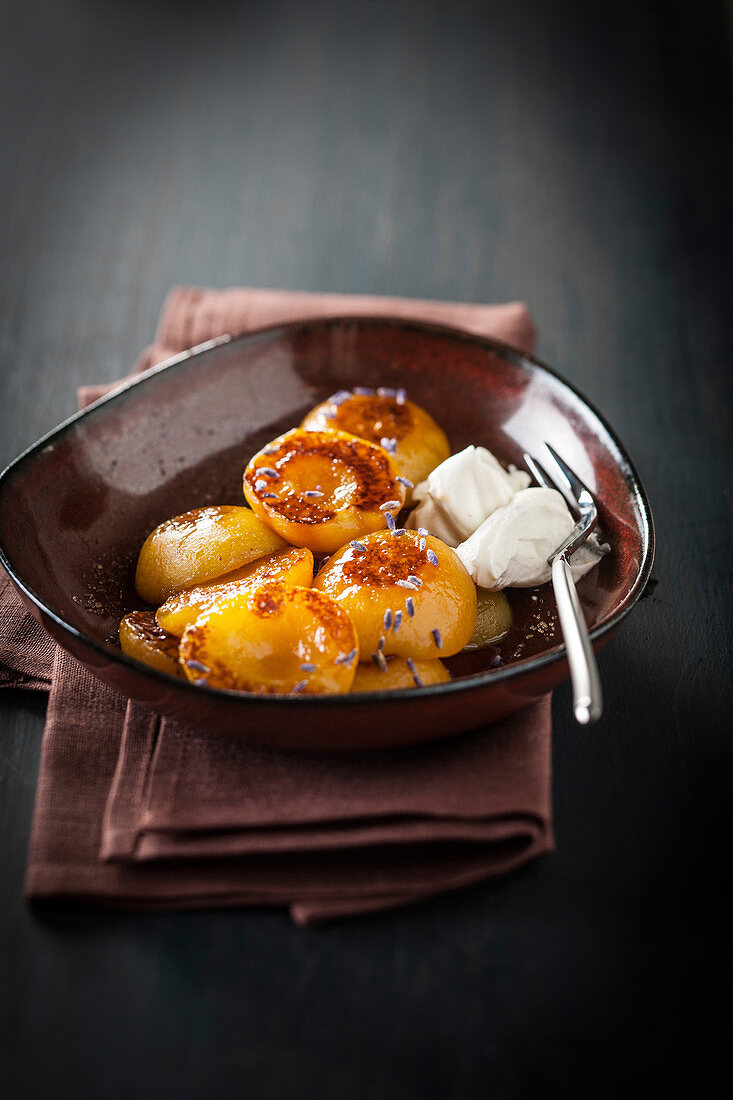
[0,286,552,925]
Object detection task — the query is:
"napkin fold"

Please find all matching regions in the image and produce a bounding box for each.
[1,286,553,924]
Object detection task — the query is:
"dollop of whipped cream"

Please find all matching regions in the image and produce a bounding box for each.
[408,446,530,547]
[455,487,608,589]
[407,445,609,589]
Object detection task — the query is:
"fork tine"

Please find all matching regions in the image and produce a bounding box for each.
[525,449,579,515]
[522,452,554,490]
[543,443,592,500]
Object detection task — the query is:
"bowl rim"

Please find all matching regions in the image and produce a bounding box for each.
[0,314,655,706]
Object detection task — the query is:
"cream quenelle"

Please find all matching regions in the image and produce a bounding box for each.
[407,445,530,546]
[455,487,608,589]
[407,445,608,590]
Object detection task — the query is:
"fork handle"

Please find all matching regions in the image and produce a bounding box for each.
[551,557,603,725]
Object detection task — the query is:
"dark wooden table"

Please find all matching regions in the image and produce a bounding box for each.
[1,1,730,1095]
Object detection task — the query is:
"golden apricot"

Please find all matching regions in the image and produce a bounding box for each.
[313,530,477,660]
[135,505,287,604]
[156,546,314,638]
[179,582,359,695]
[301,390,450,496]
[242,429,406,554]
[467,588,513,649]
[119,610,182,678]
[351,657,450,693]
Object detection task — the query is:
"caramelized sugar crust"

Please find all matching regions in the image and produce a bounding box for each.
[121,610,180,660]
[301,393,451,497]
[156,547,314,638]
[247,585,351,638]
[315,394,415,443]
[119,610,183,677]
[180,582,358,694]
[314,531,477,659]
[338,537,427,587]
[244,429,403,525]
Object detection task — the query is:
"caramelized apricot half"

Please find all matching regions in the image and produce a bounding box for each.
[119,610,182,678]
[179,582,359,695]
[135,505,287,604]
[301,389,450,495]
[351,657,450,692]
[313,530,477,660]
[243,429,406,554]
[467,589,513,649]
[156,546,314,638]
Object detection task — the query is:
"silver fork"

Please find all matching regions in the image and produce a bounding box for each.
[523,444,603,725]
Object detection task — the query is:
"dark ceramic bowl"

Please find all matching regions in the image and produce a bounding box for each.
[0,318,654,750]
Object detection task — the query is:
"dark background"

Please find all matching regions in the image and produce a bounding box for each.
[1,1,731,1096]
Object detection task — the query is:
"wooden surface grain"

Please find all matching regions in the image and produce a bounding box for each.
[1,1,731,1096]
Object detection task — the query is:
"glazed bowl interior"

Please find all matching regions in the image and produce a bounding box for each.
[0,318,653,750]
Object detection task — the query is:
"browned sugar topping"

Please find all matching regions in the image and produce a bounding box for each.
[244,431,402,525]
[243,583,354,646]
[124,610,180,660]
[339,536,427,588]
[297,586,356,644]
[330,395,413,443]
[249,585,286,618]
[181,584,356,692]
